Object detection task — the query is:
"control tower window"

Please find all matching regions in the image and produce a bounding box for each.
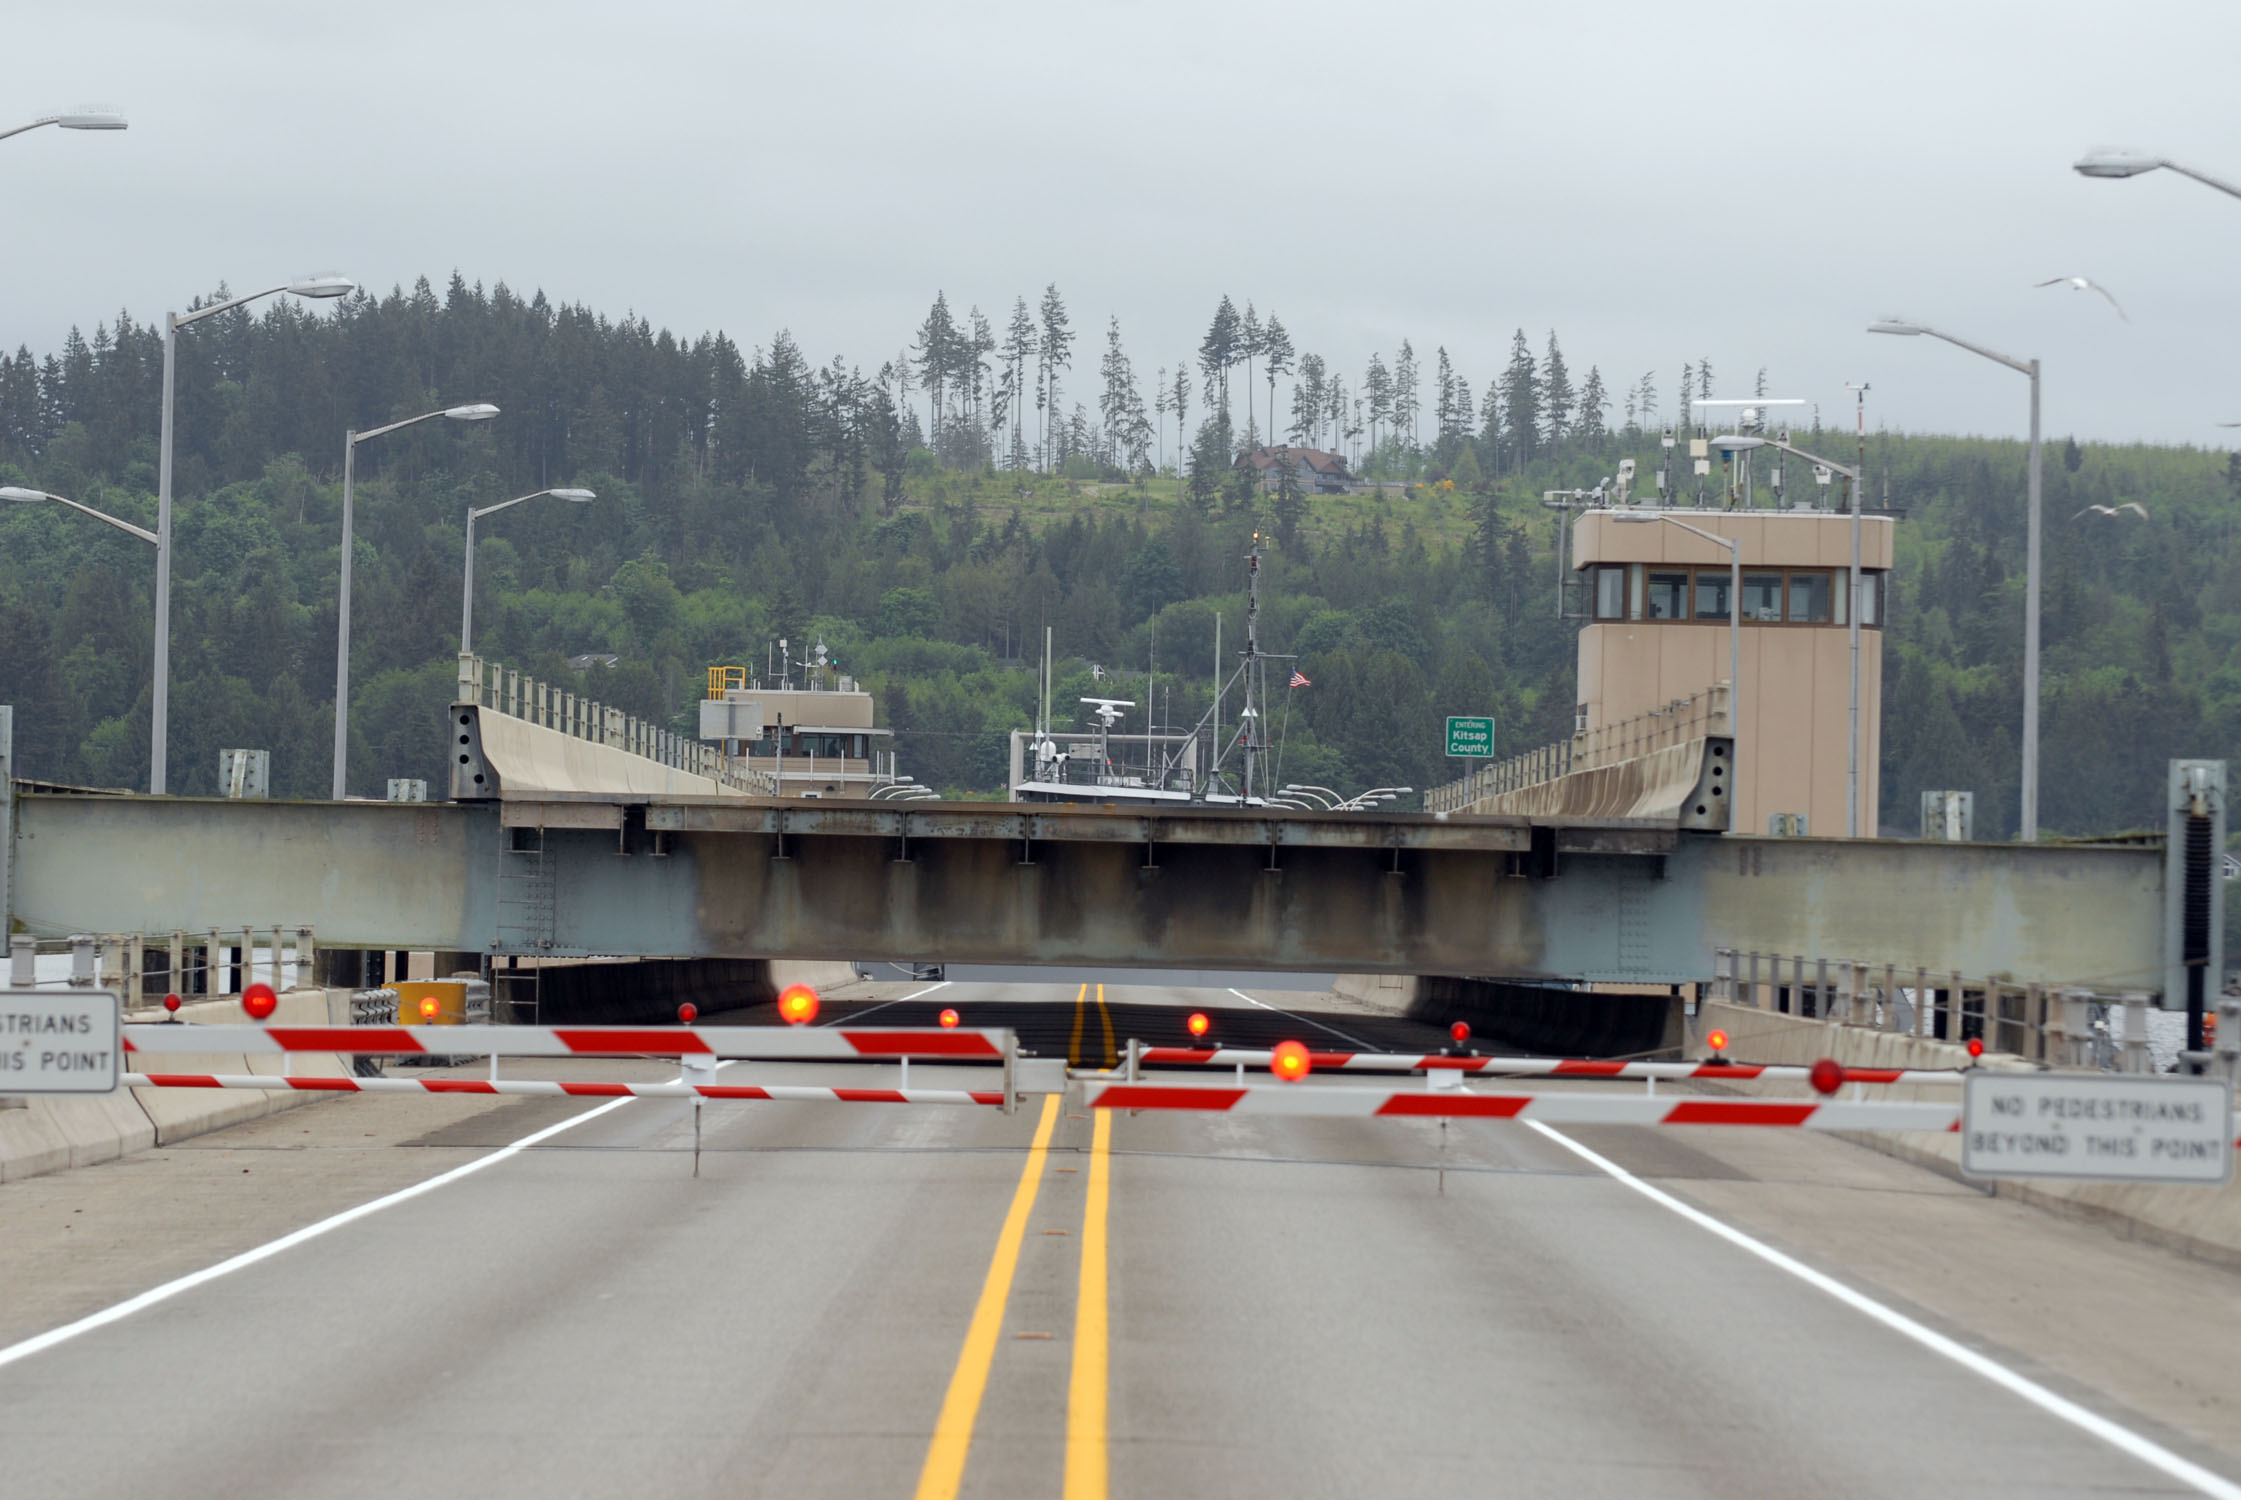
[1742,573,1784,622]
[1646,571,1688,620]
[1693,571,1731,620]
[1593,565,1626,620]
[1788,572,1831,623]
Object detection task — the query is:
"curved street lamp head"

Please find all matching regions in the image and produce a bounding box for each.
[549,487,596,502]
[0,486,49,503]
[54,110,128,131]
[1868,319,1924,336]
[2074,149,2161,180]
[444,403,501,422]
[285,275,356,300]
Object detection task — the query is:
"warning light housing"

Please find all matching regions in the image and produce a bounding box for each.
[1449,1021,1470,1043]
[1966,1036,1985,1060]
[778,983,820,1025]
[1271,1039,1312,1082]
[242,982,277,1021]
[1705,1029,1730,1055]
[419,995,442,1021]
[1808,1057,1844,1095]
[163,993,181,1015]
[677,1003,698,1025]
[1186,1011,1211,1038]
[939,1007,960,1028]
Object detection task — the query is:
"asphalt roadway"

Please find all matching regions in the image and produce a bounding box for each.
[3,977,2241,1498]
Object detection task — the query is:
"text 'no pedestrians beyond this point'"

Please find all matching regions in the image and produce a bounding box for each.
[1962,1072,2234,1185]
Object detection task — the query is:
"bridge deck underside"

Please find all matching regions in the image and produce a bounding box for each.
[6,794,2164,989]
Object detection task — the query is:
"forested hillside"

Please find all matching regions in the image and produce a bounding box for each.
[0,274,2231,837]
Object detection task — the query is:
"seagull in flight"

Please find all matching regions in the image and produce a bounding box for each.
[2073,502,2148,520]
[2034,276,2128,322]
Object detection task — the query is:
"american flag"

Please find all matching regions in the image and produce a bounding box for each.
[1289,670,1311,689]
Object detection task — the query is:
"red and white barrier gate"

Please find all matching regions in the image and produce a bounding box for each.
[1132,1045,1962,1086]
[124,1073,1004,1107]
[1084,1080,1967,1129]
[123,1024,1008,1061]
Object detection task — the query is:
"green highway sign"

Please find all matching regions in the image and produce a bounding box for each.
[1445,715,1496,758]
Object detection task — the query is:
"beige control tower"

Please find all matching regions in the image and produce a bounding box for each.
[1570,502,1892,836]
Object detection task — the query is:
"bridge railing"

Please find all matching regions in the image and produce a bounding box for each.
[1711,947,2162,1072]
[456,653,774,796]
[1426,683,1730,814]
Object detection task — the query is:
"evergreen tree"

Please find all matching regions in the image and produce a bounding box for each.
[1239,302,1263,445]
[1197,296,1240,430]
[1000,296,1035,469]
[1259,312,1292,447]
[1037,284,1072,472]
[911,292,957,452]
[1363,354,1392,461]
[1392,340,1420,461]
[1290,352,1324,447]
[1541,332,1573,451]
[1500,330,1539,472]
[1273,448,1307,551]
[1575,366,1608,451]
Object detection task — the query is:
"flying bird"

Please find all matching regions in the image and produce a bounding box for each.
[2073,502,2148,520]
[2034,276,2128,321]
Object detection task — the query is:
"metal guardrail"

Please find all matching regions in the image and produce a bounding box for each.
[456,652,775,795]
[1427,684,1730,814]
[1711,948,2169,1072]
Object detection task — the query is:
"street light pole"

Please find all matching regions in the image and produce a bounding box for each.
[0,110,128,144]
[332,404,499,799]
[1868,319,2041,840]
[2074,149,2241,201]
[151,276,354,794]
[460,489,596,657]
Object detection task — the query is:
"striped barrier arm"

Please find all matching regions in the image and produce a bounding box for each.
[1134,1048,1964,1085]
[123,1025,1009,1061]
[124,1073,1005,1107]
[1085,1080,1967,1129]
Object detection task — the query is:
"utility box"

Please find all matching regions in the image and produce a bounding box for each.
[1921,790,1973,842]
[386,779,429,803]
[2164,761,2227,1016]
[393,977,491,1026]
[219,748,269,799]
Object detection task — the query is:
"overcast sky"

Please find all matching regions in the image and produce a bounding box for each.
[9,0,2241,448]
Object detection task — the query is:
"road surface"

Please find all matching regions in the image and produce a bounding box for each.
[2,976,2238,1498]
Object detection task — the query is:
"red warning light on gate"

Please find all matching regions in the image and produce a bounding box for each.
[939,1008,960,1028]
[163,993,181,1015]
[778,984,820,1025]
[1449,1021,1470,1044]
[1186,1012,1211,1038]
[419,995,441,1021]
[677,1003,698,1025]
[242,982,277,1021]
[1705,1029,1729,1054]
[1271,1039,1312,1082]
[1966,1037,1985,1059]
[1808,1058,1844,1095]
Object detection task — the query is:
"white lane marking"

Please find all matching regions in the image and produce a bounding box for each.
[1525,1119,2241,1500]
[1225,988,1379,1050]
[0,1092,641,1373]
[821,980,952,1026]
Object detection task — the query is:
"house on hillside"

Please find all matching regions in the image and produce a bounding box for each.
[1233,445,1356,494]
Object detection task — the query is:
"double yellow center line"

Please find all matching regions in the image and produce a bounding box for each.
[916,990,1115,1500]
[1068,980,1116,1069]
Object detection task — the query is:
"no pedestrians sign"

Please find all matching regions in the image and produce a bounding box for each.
[1962,1072,2232,1184]
[0,990,122,1095]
